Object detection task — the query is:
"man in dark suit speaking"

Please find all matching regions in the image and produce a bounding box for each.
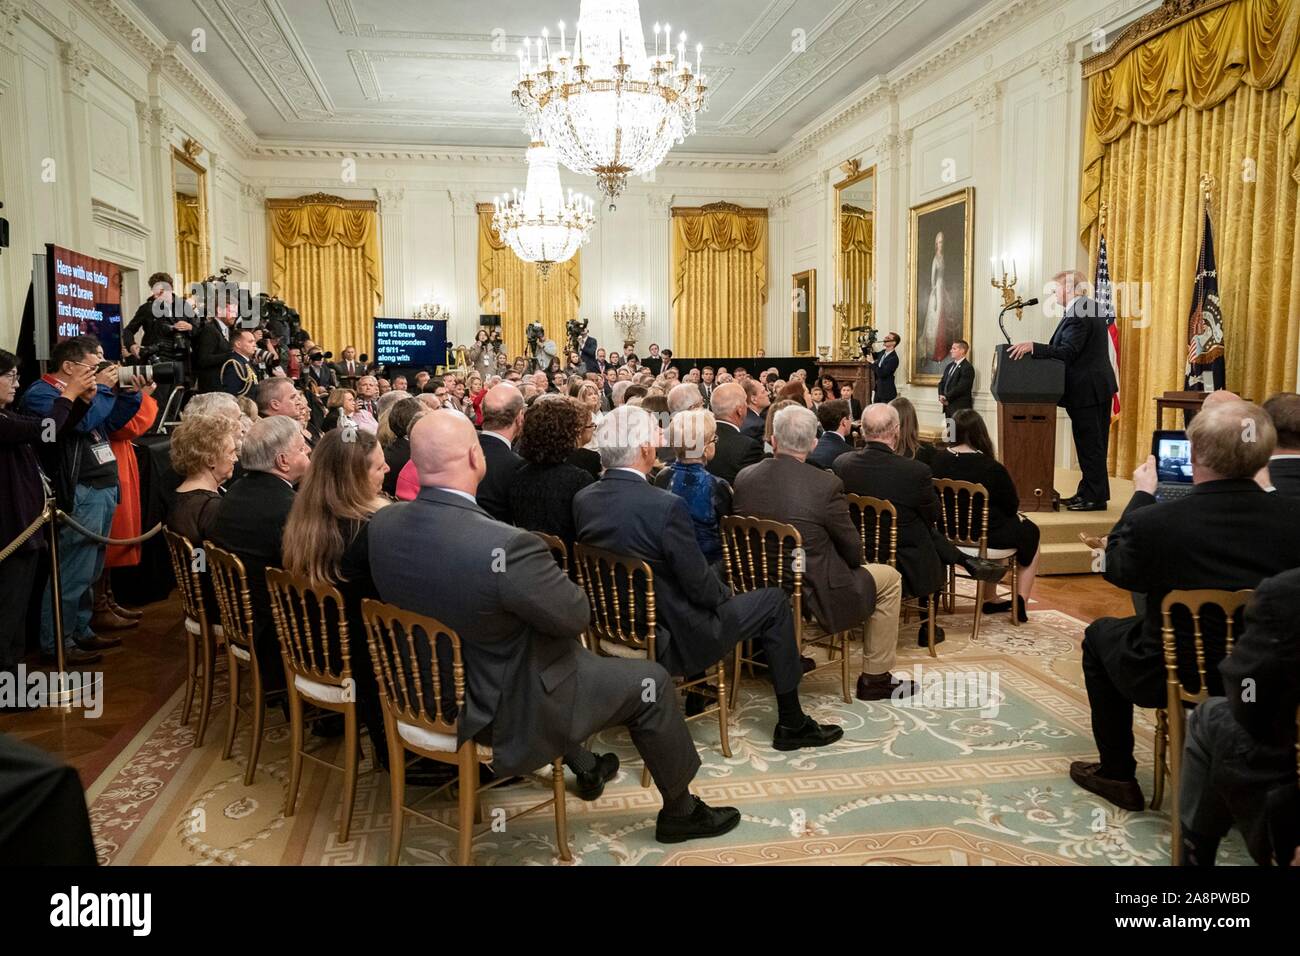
[368,409,742,842]
[1009,270,1119,511]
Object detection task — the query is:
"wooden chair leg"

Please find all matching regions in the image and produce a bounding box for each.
[222,656,241,761]
[338,707,358,842]
[181,623,197,726]
[1150,709,1167,811]
[715,664,732,759]
[1168,704,1185,864]
[926,596,937,658]
[971,580,986,644]
[245,667,266,786]
[195,626,216,747]
[946,565,956,613]
[285,687,304,812]
[457,747,477,866]
[386,735,406,866]
[729,646,742,711]
[840,633,851,703]
[1009,562,1020,627]
[552,758,572,862]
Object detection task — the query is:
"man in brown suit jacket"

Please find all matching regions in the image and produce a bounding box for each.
[732,404,915,702]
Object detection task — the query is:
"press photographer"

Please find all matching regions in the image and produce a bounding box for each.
[568,318,599,375]
[527,321,557,373]
[121,272,194,407]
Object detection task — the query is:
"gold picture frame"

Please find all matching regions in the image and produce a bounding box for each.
[791,269,815,355]
[907,187,974,385]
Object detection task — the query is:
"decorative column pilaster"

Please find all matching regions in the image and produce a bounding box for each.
[644,192,674,352]
[377,186,406,320]
[450,190,479,347]
[59,39,94,251]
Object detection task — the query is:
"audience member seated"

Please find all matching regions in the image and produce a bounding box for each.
[708,383,764,484]
[732,405,914,701]
[1178,567,1300,865]
[1262,392,1300,496]
[762,399,798,454]
[740,379,769,441]
[281,429,400,778]
[1073,400,1300,811]
[809,399,852,469]
[930,409,1041,621]
[352,376,380,433]
[890,396,937,466]
[509,397,596,547]
[653,409,731,570]
[574,405,843,751]
[368,410,742,838]
[166,414,239,548]
[322,388,358,433]
[477,384,526,523]
[378,397,425,499]
[209,416,313,689]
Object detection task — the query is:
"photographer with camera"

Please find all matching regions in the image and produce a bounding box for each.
[19,336,145,665]
[193,285,241,393]
[304,350,338,393]
[469,328,506,377]
[123,272,195,364]
[569,319,599,376]
[527,322,557,373]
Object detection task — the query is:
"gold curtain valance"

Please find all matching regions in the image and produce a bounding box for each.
[476,204,581,357]
[1081,0,1300,236]
[267,195,383,355]
[840,206,873,254]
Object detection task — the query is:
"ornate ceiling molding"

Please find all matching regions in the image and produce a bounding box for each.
[59,40,92,96]
[151,42,257,155]
[0,0,24,48]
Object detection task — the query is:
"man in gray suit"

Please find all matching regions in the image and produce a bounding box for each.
[368,410,740,843]
[733,406,915,702]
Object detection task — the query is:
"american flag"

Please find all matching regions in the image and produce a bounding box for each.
[1096,234,1120,418]
[1185,208,1225,392]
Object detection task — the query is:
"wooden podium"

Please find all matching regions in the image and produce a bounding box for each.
[990,345,1065,513]
[816,359,875,405]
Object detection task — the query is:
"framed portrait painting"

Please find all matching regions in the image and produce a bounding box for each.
[907,188,973,384]
[791,269,815,355]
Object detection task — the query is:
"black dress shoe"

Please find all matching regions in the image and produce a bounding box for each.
[40,647,102,666]
[574,752,620,801]
[856,673,918,701]
[74,633,121,651]
[1067,499,1107,512]
[800,655,817,674]
[961,557,1007,583]
[772,715,843,750]
[1069,761,1144,812]
[655,796,741,843]
[982,597,1029,622]
[1061,494,1081,506]
[917,623,946,647]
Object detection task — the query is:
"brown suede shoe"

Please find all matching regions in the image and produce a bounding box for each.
[855,672,918,702]
[90,608,136,631]
[1069,761,1145,812]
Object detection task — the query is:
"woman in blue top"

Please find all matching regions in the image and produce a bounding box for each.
[653,409,732,571]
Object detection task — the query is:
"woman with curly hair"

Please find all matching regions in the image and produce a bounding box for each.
[166,413,241,546]
[508,396,596,546]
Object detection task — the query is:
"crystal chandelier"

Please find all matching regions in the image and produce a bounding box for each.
[512,0,708,209]
[492,141,597,278]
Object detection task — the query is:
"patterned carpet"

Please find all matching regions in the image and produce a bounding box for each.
[88,599,1250,866]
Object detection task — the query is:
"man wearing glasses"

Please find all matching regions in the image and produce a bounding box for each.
[867,332,901,403]
[19,336,144,665]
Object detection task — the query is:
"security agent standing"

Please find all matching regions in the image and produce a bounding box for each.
[220,328,260,398]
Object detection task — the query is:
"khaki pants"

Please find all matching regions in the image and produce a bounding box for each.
[862,564,902,675]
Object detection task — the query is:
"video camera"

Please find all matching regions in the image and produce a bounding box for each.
[566,318,588,354]
[525,322,545,348]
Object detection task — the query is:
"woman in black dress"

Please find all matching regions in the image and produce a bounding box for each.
[377,397,425,497]
[508,396,596,546]
[929,409,1040,621]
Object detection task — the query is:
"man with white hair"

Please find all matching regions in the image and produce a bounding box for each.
[667,381,704,416]
[182,391,241,421]
[209,415,311,687]
[708,383,764,483]
[368,410,742,839]
[733,406,915,700]
[574,405,844,750]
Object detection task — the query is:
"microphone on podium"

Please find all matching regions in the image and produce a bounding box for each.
[998,297,1039,343]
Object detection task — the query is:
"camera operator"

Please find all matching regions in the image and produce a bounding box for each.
[527,322,557,373]
[570,319,599,375]
[304,349,338,393]
[123,272,195,362]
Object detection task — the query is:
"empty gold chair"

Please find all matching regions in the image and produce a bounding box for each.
[720,516,853,703]
[845,494,939,658]
[1154,588,1252,864]
[162,529,223,746]
[266,567,370,843]
[361,599,571,866]
[933,478,1017,642]
[205,541,279,785]
[574,541,730,786]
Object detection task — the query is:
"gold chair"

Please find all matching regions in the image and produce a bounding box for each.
[266,568,370,843]
[845,494,939,658]
[360,599,571,866]
[574,541,731,786]
[932,478,1017,642]
[1153,588,1252,864]
[162,529,223,746]
[720,516,853,703]
[534,531,569,574]
[205,542,280,785]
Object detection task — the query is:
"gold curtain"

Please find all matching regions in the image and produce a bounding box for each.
[476,205,582,358]
[267,195,383,356]
[1081,0,1300,476]
[174,195,204,286]
[672,203,768,357]
[840,205,874,337]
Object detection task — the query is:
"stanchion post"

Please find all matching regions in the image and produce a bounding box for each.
[46,500,73,711]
